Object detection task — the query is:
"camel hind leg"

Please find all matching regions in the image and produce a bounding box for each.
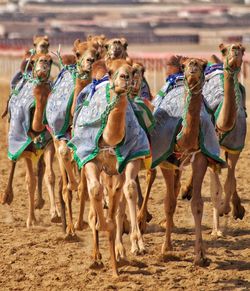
[35,155,45,210]
[0,160,16,205]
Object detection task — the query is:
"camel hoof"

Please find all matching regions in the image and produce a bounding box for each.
[26,217,37,228]
[89,260,104,270]
[112,270,119,278]
[194,257,211,267]
[115,243,126,261]
[131,248,140,256]
[0,188,14,205]
[51,213,62,223]
[64,232,78,241]
[211,230,223,238]
[181,186,192,200]
[233,204,245,220]
[75,220,89,231]
[161,242,173,255]
[35,198,45,210]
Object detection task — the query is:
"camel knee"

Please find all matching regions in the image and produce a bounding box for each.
[88,180,103,201]
[45,170,55,185]
[191,197,204,216]
[58,144,70,160]
[26,175,37,192]
[123,180,137,201]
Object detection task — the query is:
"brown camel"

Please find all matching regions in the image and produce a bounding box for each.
[48,40,98,237]
[1,36,60,222]
[182,44,246,234]
[0,53,53,227]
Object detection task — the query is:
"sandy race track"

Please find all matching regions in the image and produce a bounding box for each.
[0,79,249,291]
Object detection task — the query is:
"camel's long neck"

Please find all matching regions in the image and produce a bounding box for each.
[32,83,51,132]
[102,89,128,147]
[71,77,91,116]
[177,79,203,151]
[216,69,238,132]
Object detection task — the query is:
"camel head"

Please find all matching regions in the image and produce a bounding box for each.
[166,55,183,77]
[106,59,133,94]
[181,58,207,89]
[87,34,107,58]
[73,40,99,77]
[219,43,245,71]
[131,62,145,97]
[32,53,53,82]
[105,38,128,60]
[33,35,50,54]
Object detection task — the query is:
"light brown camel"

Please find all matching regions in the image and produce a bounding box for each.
[0,54,54,227]
[51,40,98,237]
[1,37,60,222]
[104,38,128,61]
[138,58,215,266]
[182,44,246,234]
[79,59,149,276]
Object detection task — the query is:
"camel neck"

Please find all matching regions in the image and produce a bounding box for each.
[102,84,128,147]
[177,78,203,151]
[32,82,51,132]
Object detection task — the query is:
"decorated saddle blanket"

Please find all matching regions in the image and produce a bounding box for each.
[150,75,224,168]
[68,83,151,173]
[45,67,76,139]
[8,79,51,161]
[203,64,246,152]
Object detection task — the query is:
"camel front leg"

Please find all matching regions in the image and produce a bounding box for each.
[35,155,45,210]
[75,169,88,230]
[123,159,145,255]
[137,168,156,233]
[191,153,210,267]
[24,158,37,228]
[54,139,78,191]
[209,168,224,238]
[225,152,245,220]
[160,167,176,254]
[85,161,113,232]
[107,175,124,277]
[43,143,61,223]
[0,160,16,205]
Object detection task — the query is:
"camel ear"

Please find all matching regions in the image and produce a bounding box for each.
[179,56,188,71]
[100,34,106,40]
[200,59,208,70]
[239,43,246,55]
[44,35,49,41]
[87,35,92,41]
[74,39,81,49]
[219,43,227,56]
[126,57,133,66]
[121,38,128,50]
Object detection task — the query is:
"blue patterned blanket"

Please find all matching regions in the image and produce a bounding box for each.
[45,67,75,139]
[68,83,150,173]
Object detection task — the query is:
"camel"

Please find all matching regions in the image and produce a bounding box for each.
[45,40,99,237]
[138,57,226,266]
[181,44,246,235]
[1,36,60,223]
[0,53,55,227]
[68,58,150,276]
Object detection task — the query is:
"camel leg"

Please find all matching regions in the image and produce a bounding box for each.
[24,158,37,228]
[161,168,176,253]
[58,176,66,233]
[224,152,245,220]
[35,155,45,210]
[43,144,61,223]
[191,153,210,267]
[88,204,103,269]
[55,139,78,191]
[181,173,193,200]
[209,169,224,238]
[115,194,127,261]
[75,169,88,230]
[85,161,113,232]
[137,168,156,233]
[107,175,124,277]
[123,159,145,255]
[0,160,16,205]
[136,175,153,223]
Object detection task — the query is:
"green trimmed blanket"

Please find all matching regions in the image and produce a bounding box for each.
[68,83,151,173]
